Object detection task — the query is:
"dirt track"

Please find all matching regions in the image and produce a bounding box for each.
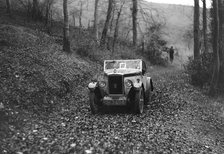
[1,65,223,154]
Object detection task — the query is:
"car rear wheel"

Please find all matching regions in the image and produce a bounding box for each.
[89,92,101,114]
[134,87,144,114]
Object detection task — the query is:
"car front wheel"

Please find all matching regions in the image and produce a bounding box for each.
[134,87,144,114]
[89,92,101,114]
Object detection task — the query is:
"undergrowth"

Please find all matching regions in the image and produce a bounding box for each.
[184,52,213,88]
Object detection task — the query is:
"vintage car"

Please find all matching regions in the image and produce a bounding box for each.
[87,59,154,114]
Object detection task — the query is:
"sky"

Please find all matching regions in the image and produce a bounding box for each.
[145,0,211,7]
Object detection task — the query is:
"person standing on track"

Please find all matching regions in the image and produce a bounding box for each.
[169,46,174,63]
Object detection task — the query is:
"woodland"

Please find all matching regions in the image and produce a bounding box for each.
[0,0,224,153]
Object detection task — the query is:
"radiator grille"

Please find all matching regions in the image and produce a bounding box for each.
[108,75,123,94]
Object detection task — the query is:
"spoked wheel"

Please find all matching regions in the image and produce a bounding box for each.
[89,92,101,114]
[134,87,144,114]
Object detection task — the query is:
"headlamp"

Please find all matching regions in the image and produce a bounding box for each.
[125,79,132,87]
[99,81,106,88]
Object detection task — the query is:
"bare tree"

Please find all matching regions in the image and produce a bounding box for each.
[94,0,99,41]
[132,0,137,46]
[5,0,11,15]
[112,0,125,52]
[210,0,220,95]
[63,0,71,53]
[183,26,194,50]
[32,0,41,20]
[45,0,55,26]
[72,13,76,27]
[27,0,32,21]
[78,0,83,28]
[202,0,208,53]
[100,0,114,47]
[71,8,79,27]
[218,0,224,63]
[109,5,116,35]
[194,0,200,59]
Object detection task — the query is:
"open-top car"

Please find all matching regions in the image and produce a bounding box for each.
[88,59,154,114]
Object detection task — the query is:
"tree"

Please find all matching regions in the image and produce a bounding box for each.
[94,0,99,41]
[218,0,224,64]
[27,0,32,21]
[32,0,41,20]
[220,0,224,90]
[5,0,11,15]
[45,0,55,26]
[78,0,83,28]
[71,8,79,27]
[194,0,200,59]
[100,0,114,47]
[132,0,137,46]
[63,0,71,53]
[112,0,125,52]
[202,0,208,53]
[210,0,220,95]
[72,13,76,27]
[44,0,55,33]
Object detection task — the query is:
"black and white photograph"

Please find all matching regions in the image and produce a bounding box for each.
[0,0,224,153]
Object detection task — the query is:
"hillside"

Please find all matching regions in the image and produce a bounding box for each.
[140,2,194,65]
[145,2,194,48]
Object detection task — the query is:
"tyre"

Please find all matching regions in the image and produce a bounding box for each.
[89,92,101,114]
[134,87,144,114]
[145,88,152,106]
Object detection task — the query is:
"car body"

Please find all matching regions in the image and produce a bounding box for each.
[88,59,154,114]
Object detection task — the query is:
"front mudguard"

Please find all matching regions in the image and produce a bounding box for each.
[88,82,105,100]
[88,82,97,92]
[133,87,141,91]
[127,85,142,102]
[133,81,142,91]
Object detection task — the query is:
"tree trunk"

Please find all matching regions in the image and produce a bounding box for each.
[63,0,71,53]
[27,0,32,21]
[5,0,11,15]
[45,1,52,34]
[112,2,125,53]
[109,6,115,35]
[132,0,138,46]
[202,0,208,53]
[100,0,114,47]
[72,14,76,27]
[94,0,99,41]
[45,4,49,25]
[50,9,53,27]
[210,0,220,95]
[218,0,224,59]
[218,0,224,85]
[45,0,53,26]
[32,0,40,20]
[79,1,83,28]
[194,0,200,59]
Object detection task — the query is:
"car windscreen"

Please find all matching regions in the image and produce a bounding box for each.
[104,60,141,70]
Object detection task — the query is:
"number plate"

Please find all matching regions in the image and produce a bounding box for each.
[103,100,127,106]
